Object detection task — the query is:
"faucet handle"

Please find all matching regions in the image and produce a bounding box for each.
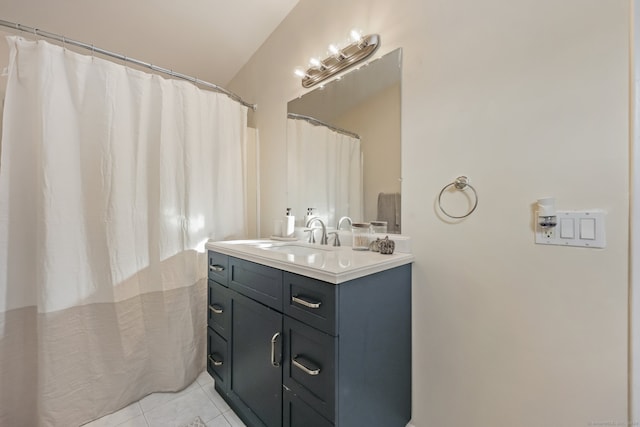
[328,231,341,247]
[303,228,316,244]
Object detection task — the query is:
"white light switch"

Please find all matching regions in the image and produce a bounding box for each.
[580,218,596,240]
[560,218,574,239]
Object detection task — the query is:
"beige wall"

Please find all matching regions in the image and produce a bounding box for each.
[0,1,630,424]
[229,0,630,426]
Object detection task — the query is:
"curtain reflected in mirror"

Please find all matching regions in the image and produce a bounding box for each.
[287,48,402,232]
[287,115,363,228]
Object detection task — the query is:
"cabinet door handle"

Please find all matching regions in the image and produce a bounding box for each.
[208,353,223,367]
[208,304,223,315]
[270,332,281,367]
[292,355,321,376]
[291,295,322,309]
[209,265,225,272]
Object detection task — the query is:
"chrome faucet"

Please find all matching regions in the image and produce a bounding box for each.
[337,216,352,231]
[305,217,328,245]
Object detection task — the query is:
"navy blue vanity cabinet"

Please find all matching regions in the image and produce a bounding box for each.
[207,325,230,392]
[229,257,283,311]
[206,250,412,427]
[208,251,228,283]
[283,387,334,427]
[208,280,231,337]
[230,291,283,427]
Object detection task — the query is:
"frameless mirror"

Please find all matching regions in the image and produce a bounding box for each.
[287,48,402,233]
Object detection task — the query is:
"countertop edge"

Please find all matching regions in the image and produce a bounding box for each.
[206,240,414,284]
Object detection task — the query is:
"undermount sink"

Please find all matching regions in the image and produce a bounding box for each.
[257,243,334,256]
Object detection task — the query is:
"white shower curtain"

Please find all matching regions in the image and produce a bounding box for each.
[287,117,363,227]
[0,37,248,426]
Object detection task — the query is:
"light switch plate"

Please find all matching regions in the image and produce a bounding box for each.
[535,210,606,248]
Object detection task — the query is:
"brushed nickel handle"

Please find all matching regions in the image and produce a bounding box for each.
[292,295,322,309]
[270,332,281,367]
[208,354,223,367]
[209,265,225,272]
[208,304,223,315]
[292,356,320,376]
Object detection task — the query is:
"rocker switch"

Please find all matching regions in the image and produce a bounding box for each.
[560,218,574,239]
[580,218,596,240]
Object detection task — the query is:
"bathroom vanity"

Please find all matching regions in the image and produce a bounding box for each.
[205,240,413,427]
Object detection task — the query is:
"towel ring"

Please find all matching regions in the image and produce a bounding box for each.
[438,176,478,219]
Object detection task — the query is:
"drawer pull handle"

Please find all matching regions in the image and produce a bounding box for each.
[208,354,223,367]
[292,295,322,309]
[208,304,224,315]
[292,356,321,376]
[270,332,281,367]
[209,265,225,272]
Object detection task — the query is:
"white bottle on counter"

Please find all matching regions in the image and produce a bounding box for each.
[304,207,317,226]
[284,208,295,237]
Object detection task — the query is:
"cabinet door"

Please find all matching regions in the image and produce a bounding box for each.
[230,292,282,427]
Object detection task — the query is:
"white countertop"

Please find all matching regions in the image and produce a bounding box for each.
[206,239,414,284]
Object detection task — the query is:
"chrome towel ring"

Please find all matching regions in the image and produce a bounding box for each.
[437,176,478,219]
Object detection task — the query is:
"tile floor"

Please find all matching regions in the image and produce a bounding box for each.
[82,372,246,427]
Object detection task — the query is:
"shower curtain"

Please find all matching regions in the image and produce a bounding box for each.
[0,37,248,426]
[287,117,363,227]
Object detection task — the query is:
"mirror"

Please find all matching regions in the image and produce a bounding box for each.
[287,48,402,233]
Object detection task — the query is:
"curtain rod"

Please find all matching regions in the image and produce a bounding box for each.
[287,113,360,139]
[0,19,257,111]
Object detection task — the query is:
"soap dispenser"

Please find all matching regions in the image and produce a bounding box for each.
[304,208,317,226]
[284,208,295,237]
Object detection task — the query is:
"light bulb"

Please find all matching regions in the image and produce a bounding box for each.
[329,44,340,55]
[350,29,362,42]
[294,68,306,78]
[309,58,322,68]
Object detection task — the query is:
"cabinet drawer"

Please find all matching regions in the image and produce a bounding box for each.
[229,257,283,311]
[208,280,231,339]
[283,387,334,427]
[207,327,229,392]
[208,252,228,284]
[284,273,337,335]
[283,316,336,422]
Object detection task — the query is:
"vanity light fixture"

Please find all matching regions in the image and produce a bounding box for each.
[295,33,381,88]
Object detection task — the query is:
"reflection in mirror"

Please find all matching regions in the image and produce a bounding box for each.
[287,48,402,233]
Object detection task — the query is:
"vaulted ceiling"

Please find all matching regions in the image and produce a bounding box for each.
[0,0,299,86]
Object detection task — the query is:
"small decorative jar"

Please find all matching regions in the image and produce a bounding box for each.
[370,221,388,234]
[351,223,371,251]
